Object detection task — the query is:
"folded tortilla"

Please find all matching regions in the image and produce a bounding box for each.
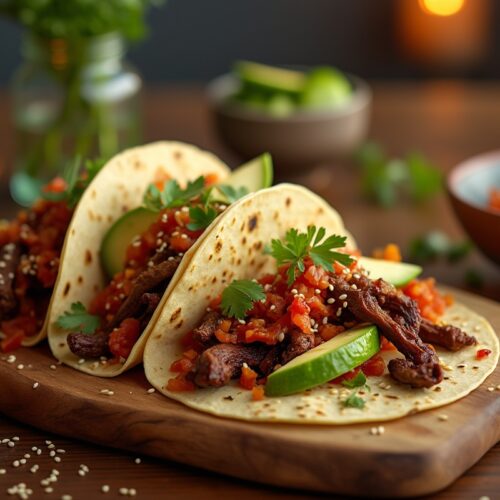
[143,187,498,424]
[47,141,229,375]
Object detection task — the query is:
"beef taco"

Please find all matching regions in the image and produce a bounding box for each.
[0,159,105,352]
[48,141,274,376]
[143,193,498,424]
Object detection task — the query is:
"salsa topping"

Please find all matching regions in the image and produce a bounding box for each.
[167,226,477,396]
[58,174,247,362]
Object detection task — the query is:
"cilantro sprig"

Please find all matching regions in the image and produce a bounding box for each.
[55,302,101,334]
[42,157,105,208]
[187,205,218,231]
[343,392,366,409]
[341,371,367,389]
[269,226,353,285]
[143,176,206,212]
[221,279,266,320]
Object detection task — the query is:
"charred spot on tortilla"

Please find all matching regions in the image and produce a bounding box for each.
[253,241,262,251]
[170,307,182,322]
[91,190,97,199]
[222,270,228,277]
[71,229,76,235]
[88,210,96,221]
[250,258,255,266]
[273,211,279,220]
[107,215,113,223]
[188,285,194,291]
[211,276,217,284]
[96,214,103,222]
[174,150,183,160]
[240,222,245,231]
[248,215,258,232]
[77,275,83,284]
[59,342,65,348]
[236,258,242,265]
[215,241,223,253]
[241,237,247,246]
[208,255,213,261]
[85,250,93,265]
[285,197,292,207]
[175,319,184,329]
[63,282,71,297]
[317,207,324,215]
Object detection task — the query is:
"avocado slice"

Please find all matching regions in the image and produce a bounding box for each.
[265,325,379,397]
[357,257,422,287]
[100,155,274,278]
[100,207,158,278]
[235,61,305,97]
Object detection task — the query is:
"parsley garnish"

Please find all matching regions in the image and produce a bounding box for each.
[341,372,367,389]
[55,302,100,334]
[221,279,266,320]
[217,185,249,203]
[343,392,366,409]
[42,157,105,208]
[187,205,218,231]
[269,226,353,285]
[143,176,206,212]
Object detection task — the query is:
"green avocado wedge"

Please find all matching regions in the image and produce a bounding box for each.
[100,207,158,278]
[265,325,380,397]
[357,257,422,288]
[100,154,274,279]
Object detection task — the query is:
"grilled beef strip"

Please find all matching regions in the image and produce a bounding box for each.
[67,331,110,359]
[0,243,21,319]
[194,343,269,388]
[108,255,182,330]
[281,329,314,365]
[419,318,476,351]
[136,292,161,331]
[328,273,443,387]
[191,311,222,346]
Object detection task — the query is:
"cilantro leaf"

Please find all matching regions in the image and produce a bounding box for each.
[269,226,352,285]
[142,176,206,212]
[341,372,367,389]
[55,302,100,334]
[187,205,218,231]
[217,185,249,203]
[221,279,265,320]
[343,392,366,409]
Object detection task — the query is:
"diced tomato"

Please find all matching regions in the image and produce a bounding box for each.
[372,243,402,262]
[183,349,198,361]
[36,251,59,288]
[170,233,194,253]
[0,330,25,352]
[239,364,258,390]
[403,278,452,323]
[476,348,492,360]
[289,296,312,334]
[215,328,238,344]
[329,367,361,385]
[361,355,386,377]
[108,318,141,359]
[380,336,397,351]
[166,376,195,392]
[43,177,67,193]
[2,316,38,338]
[303,265,330,289]
[307,295,331,318]
[170,357,193,374]
[252,385,265,401]
[204,173,220,186]
[319,324,344,341]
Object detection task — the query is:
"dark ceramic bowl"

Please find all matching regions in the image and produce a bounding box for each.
[207,73,371,170]
[448,151,500,265]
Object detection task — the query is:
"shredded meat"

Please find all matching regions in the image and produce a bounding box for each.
[191,311,221,346]
[0,243,20,319]
[108,256,181,330]
[328,274,443,387]
[194,343,268,388]
[67,331,110,359]
[419,319,476,351]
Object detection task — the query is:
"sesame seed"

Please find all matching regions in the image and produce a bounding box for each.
[49,451,56,457]
[342,301,348,308]
[20,458,26,465]
[7,355,16,363]
[13,460,20,467]
[278,332,285,342]
[32,382,39,389]
[339,294,347,300]
[102,485,110,493]
[48,444,55,449]
[78,358,86,365]
[147,388,155,394]
[336,308,342,317]
[377,425,385,434]
[134,458,141,464]
[269,304,276,311]
[62,495,73,500]
[291,288,298,295]
[328,284,334,291]
[327,298,335,304]
[129,489,137,496]
[50,364,57,370]
[78,469,85,476]
[45,487,54,493]
[17,364,24,370]
[351,284,358,290]
[438,414,448,421]
[487,386,495,392]
[8,441,15,448]
[0,468,5,474]
[24,454,30,459]
[119,488,129,495]
[322,317,328,325]
[30,465,39,473]
[54,456,61,463]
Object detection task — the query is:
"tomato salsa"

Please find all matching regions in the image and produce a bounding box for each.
[0,179,72,352]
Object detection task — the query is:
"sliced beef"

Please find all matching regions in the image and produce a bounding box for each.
[259,345,284,376]
[67,331,110,359]
[418,319,476,351]
[388,358,443,388]
[0,243,21,319]
[136,292,161,331]
[281,329,314,365]
[194,343,268,388]
[191,311,221,346]
[108,256,182,330]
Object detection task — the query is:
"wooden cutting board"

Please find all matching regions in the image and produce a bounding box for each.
[0,287,498,498]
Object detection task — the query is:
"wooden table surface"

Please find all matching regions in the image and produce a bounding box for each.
[0,83,499,499]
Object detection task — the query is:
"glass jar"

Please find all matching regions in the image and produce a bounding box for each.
[10,32,142,205]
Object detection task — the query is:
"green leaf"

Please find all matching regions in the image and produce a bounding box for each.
[268,226,352,285]
[187,205,219,231]
[341,372,367,388]
[221,279,266,320]
[343,392,366,409]
[406,152,443,202]
[217,185,249,203]
[142,176,206,212]
[55,302,100,335]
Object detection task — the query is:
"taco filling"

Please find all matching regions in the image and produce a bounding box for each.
[167,227,477,396]
[61,175,251,363]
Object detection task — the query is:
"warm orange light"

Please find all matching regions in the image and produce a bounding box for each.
[419,0,466,16]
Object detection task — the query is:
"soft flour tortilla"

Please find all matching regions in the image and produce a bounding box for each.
[47,141,229,374]
[143,188,498,423]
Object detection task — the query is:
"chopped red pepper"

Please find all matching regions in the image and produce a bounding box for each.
[166,376,195,392]
[251,385,265,401]
[476,348,492,360]
[108,318,141,359]
[239,364,258,390]
[360,354,386,377]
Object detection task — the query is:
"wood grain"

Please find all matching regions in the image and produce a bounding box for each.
[0,287,498,497]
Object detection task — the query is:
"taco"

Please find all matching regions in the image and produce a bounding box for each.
[47,141,275,376]
[0,159,105,352]
[143,190,498,424]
